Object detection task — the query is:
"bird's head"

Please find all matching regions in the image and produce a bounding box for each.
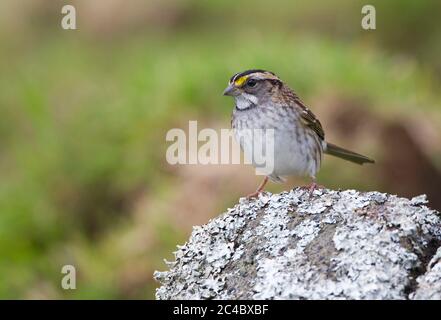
[223,69,282,110]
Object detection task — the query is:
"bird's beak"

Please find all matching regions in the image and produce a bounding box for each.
[223,84,240,97]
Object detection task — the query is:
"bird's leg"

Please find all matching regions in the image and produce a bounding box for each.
[302,177,324,194]
[308,181,318,194]
[246,176,269,199]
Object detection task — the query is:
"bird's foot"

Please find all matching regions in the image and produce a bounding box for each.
[301,182,324,195]
[246,176,269,200]
[246,191,261,199]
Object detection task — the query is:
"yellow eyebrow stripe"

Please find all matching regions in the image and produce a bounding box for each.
[234,75,249,86]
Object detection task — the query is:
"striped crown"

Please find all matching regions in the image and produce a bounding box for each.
[229,69,280,87]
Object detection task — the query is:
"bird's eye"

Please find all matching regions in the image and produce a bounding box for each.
[247,79,257,88]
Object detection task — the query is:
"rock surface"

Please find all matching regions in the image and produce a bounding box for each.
[154,188,441,300]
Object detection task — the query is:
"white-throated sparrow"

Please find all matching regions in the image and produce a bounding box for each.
[224,69,374,198]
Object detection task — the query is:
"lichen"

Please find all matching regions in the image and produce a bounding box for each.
[154,188,441,300]
[410,247,441,299]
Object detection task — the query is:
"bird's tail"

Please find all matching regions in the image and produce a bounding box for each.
[324,142,375,165]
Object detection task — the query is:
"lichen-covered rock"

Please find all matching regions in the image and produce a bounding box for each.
[154,188,441,300]
[410,247,441,300]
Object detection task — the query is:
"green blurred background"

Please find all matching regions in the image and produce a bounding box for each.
[0,0,440,299]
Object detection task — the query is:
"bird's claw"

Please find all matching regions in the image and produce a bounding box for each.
[246,191,261,199]
[301,182,324,195]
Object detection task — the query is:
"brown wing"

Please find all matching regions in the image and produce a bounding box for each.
[293,96,325,141]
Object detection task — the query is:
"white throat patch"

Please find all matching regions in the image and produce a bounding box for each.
[235,93,258,110]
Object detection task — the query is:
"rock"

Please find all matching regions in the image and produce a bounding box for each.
[410,247,441,300]
[154,188,441,300]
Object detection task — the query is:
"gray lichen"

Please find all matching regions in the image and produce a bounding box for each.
[410,247,441,299]
[154,188,441,300]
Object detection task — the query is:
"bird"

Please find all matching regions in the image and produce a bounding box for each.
[223,69,374,198]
